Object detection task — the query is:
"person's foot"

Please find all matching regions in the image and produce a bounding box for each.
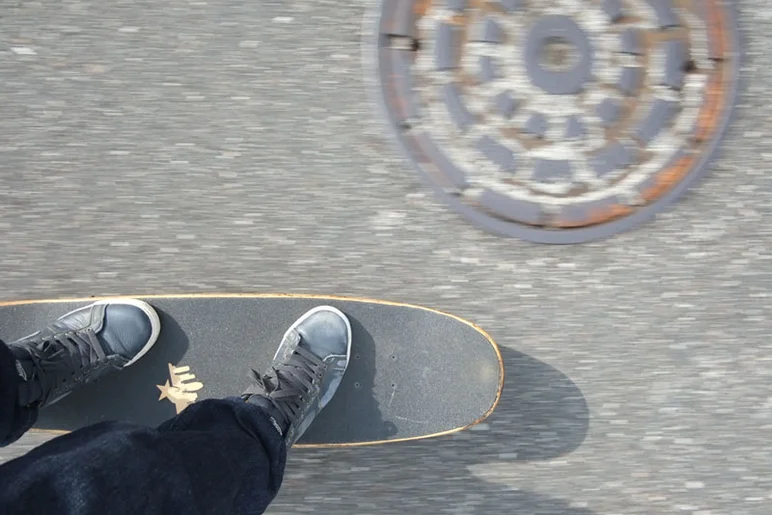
[242,305,352,446]
[9,299,161,408]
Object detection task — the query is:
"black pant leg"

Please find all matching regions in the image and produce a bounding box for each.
[0,336,287,515]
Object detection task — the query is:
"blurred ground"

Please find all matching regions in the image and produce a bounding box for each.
[0,1,770,513]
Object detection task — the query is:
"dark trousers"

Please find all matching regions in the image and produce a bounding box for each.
[0,341,287,515]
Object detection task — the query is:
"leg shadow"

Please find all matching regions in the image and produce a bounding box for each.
[266,346,593,514]
[299,314,397,445]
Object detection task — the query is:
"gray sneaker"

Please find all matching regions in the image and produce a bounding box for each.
[9,299,161,408]
[242,305,352,446]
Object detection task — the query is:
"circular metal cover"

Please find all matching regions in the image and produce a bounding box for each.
[373,0,740,243]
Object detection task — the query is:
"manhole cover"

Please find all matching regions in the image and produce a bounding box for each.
[373,0,740,243]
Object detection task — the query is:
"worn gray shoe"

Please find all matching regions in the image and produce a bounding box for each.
[9,299,161,408]
[242,305,352,446]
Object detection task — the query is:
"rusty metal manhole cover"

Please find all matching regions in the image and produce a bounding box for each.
[372,0,740,243]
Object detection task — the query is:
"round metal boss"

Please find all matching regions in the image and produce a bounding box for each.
[374,0,740,243]
[523,15,594,95]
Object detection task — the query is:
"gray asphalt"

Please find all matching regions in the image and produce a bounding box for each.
[0,0,770,513]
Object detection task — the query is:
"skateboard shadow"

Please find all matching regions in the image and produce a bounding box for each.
[475,346,590,461]
[269,346,593,514]
[299,314,398,444]
[35,307,190,430]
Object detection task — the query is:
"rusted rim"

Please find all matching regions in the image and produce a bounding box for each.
[372,0,740,243]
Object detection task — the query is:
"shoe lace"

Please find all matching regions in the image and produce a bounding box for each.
[21,329,107,405]
[246,346,326,425]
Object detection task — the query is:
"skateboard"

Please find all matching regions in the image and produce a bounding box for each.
[0,294,503,448]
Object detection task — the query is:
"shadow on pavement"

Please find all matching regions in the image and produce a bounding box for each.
[482,346,590,461]
[267,346,593,514]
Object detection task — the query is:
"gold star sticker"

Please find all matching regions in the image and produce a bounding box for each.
[157,379,172,400]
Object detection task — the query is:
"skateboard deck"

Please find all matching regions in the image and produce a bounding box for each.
[0,294,503,447]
